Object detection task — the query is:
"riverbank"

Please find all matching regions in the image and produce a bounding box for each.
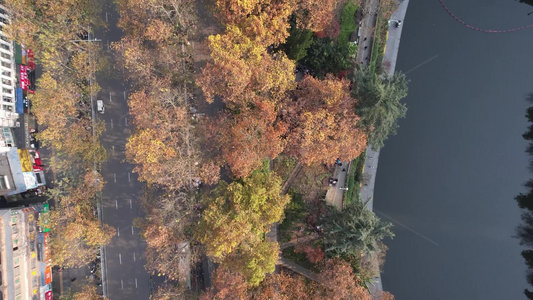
[325,0,410,296]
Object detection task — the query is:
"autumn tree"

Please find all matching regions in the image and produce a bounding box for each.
[151,281,192,300]
[4,0,100,71]
[316,259,371,300]
[47,173,115,268]
[215,101,287,178]
[252,272,311,300]
[215,0,296,47]
[295,0,338,33]
[284,75,367,165]
[72,285,105,300]
[197,25,296,110]
[351,69,409,149]
[136,190,197,280]
[195,163,289,284]
[321,202,394,259]
[200,269,249,300]
[125,83,219,189]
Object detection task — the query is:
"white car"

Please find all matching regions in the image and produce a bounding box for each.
[97,100,105,114]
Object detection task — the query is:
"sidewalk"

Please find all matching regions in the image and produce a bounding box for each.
[326,0,411,297]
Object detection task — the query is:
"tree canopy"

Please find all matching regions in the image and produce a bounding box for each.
[321,201,394,258]
[284,75,367,165]
[351,69,409,149]
[195,163,289,284]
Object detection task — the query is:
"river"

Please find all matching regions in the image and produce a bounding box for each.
[375,0,533,299]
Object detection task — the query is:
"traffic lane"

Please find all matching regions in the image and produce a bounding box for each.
[102,183,148,299]
[104,236,150,299]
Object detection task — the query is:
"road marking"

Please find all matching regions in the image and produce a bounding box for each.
[128,172,131,182]
[117,227,120,236]
[107,40,109,50]
[123,91,126,101]
[119,253,122,264]
[125,117,128,127]
[129,199,132,209]
[112,145,114,155]
[121,279,123,289]
[133,252,136,262]
[110,119,113,129]
[113,173,116,183]
[131,225,134,235]
[135,278,138,288]
[109,91,112,102]
[115,200,118,210]
[106,12,108,23]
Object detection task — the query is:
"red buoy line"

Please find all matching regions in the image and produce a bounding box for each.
[439,0,533,33]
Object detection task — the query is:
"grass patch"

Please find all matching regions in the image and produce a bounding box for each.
[279,193,307,243]
[344,151,367,206]
[344,157,359,206]
[369,15,382,74]
[338,2,358,47]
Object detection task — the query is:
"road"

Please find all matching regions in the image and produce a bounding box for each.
[96,1,151,299]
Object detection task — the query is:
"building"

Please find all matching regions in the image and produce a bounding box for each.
[0,205,52,300]
[0,147,45,200]
[0,4,19,128]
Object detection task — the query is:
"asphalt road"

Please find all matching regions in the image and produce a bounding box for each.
[96,2,151,299]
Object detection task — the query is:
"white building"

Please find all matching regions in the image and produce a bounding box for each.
[0,4,19,128]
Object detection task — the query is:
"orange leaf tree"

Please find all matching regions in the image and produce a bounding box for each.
[197,26,296,110]
[284,75,367,165]
[216,100,287,178]
[295,0,338,33]
[316,259,371,300]
[215,0,296,47]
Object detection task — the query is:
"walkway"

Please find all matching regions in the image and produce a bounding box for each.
[325,0,411,297]
[277,258,319,282]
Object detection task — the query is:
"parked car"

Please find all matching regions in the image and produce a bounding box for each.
[97,100,105,114]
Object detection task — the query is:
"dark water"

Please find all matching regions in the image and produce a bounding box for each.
[375,0,533,299]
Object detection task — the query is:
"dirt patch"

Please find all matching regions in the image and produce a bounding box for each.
[290,163,333,203]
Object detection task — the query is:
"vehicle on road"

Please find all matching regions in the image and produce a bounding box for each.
[97,100,105,114]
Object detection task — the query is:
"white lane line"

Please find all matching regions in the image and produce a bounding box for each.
[131,225,134,235]
[123,91,126,101]
[129,199,132,209]
[112,145,114,155]
[119,253,122,264]
[135,278,138,288]
[128,172,131,182]
[110,119,113,129]
[133,252,136,262]
[106,12,108,23]
[113,173,116,183]
[117,227,120,236]
[125,117,128,127]
[109,91,112,102]
[115,200,118,209]
[121,279,124,289]
[107,40,109,50]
